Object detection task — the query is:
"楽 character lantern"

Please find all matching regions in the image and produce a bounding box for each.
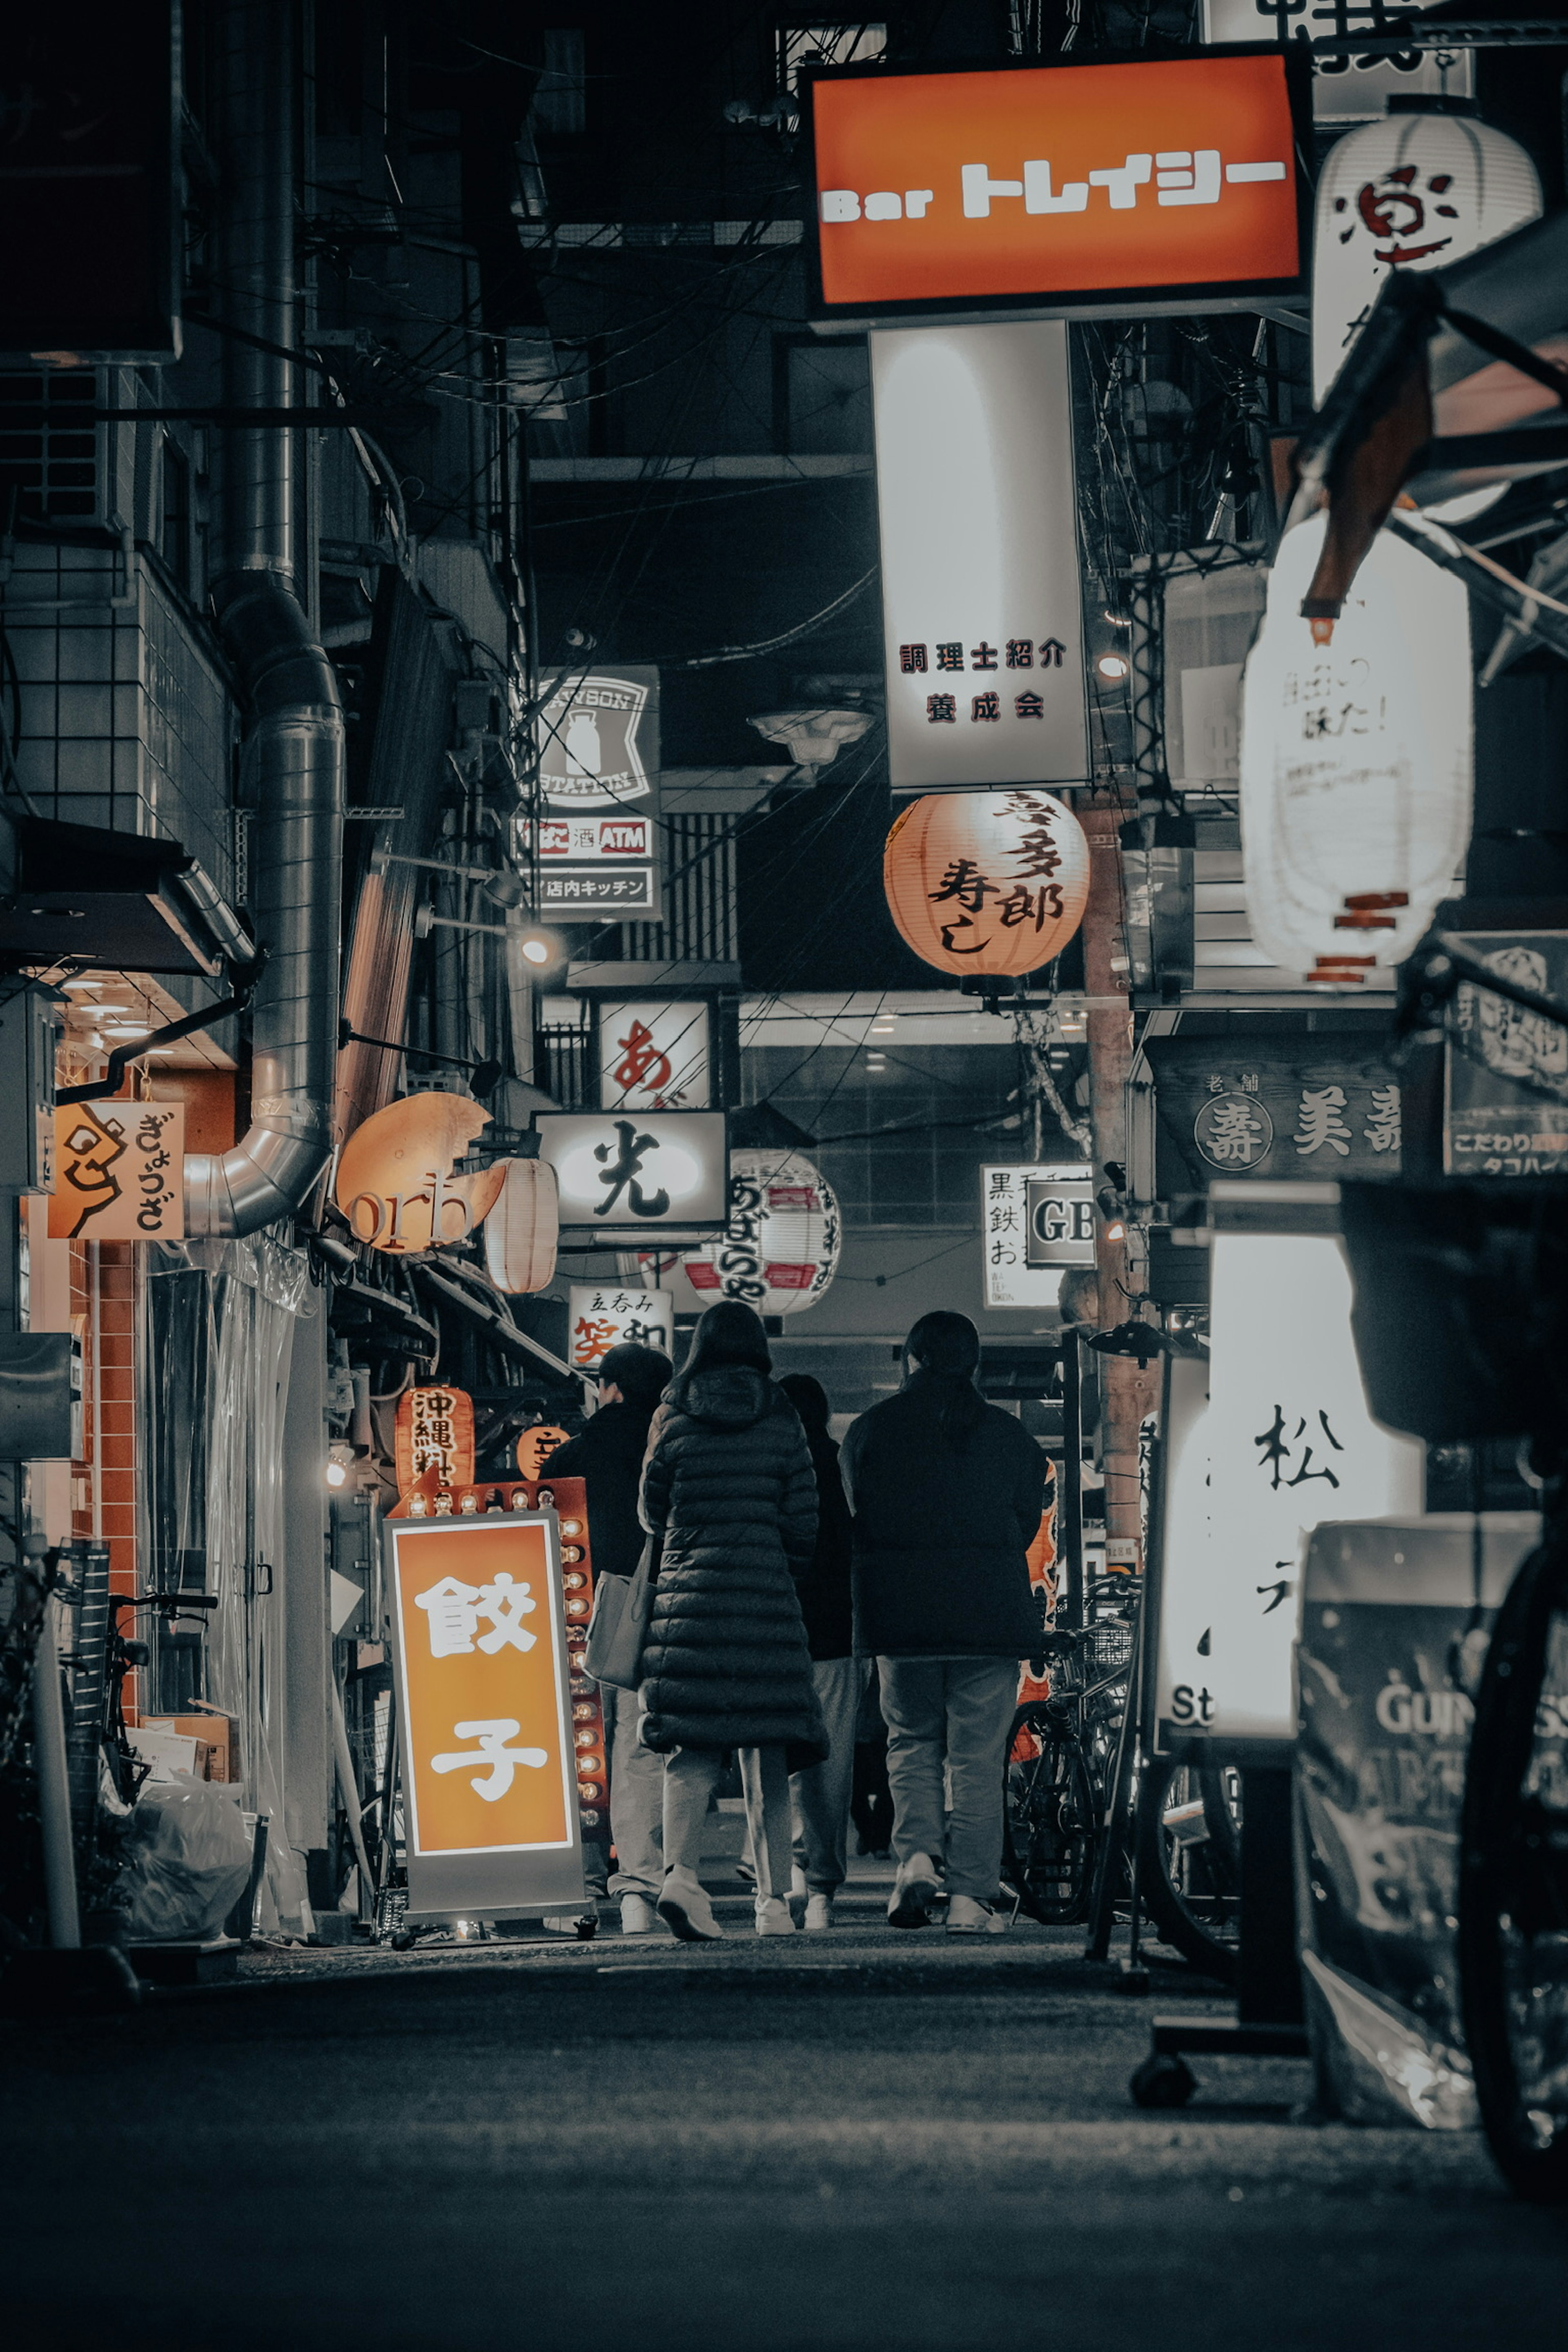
[883,789,1090,979]
[681,1149,841,1318]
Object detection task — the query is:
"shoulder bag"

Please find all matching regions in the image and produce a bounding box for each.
[583,1530,662,1690]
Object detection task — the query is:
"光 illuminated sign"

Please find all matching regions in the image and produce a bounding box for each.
[808,51,1305,319]
[387,1510,587,1916]
[535,1109,728,1238]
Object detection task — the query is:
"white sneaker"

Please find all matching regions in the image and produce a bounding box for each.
[657,1868,724,1943]
[947,1895,1009,1935]
[887,1851,940,1930]
[804,1893,834,1932]
[619,1893,656,1936]
[755,1895,797,1935]
[790,1863,808,1899]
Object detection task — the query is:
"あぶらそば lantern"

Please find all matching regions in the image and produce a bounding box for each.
[681,1150,841,1318]
[483,1156,559,1293]
[1240,516,1472,987]
[883,791,1089,980]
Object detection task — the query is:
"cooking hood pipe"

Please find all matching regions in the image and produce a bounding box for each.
[186,0,343,1236]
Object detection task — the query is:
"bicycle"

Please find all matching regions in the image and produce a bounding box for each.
[1134,1750,1243,1982]
[1002,1588,1138,1927]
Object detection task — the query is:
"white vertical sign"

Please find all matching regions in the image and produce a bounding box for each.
[872,321,1089,794]
[597,1000,711,1111]
[1156,1233,1423,1744]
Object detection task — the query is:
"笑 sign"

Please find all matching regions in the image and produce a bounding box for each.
[808,50,1306,321]
[387,1511,586,1916]
[521,666,661,919]
[50,1101,184,1240]
[1153,1233,1422,1748]
[568,1284,675,1371]
[598,999,710,1111]
[394,1385,477,1494]
[536,1110,728,1239]
[983,1163,1090,1307]
[874,323,1088,793]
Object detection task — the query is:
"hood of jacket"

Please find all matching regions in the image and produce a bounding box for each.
[673,1364,775,1429]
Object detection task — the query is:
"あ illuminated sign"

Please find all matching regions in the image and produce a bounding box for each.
[808,50,1306,320]
[387,1512,587,1916]
[597,1000,711,1111]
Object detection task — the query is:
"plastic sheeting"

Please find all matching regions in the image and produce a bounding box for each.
[1295,1514,1539,2127]
[120,1776,253,1942]
[140,1231,315,1937]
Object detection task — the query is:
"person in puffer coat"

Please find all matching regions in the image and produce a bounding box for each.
[638,1300,825,1942]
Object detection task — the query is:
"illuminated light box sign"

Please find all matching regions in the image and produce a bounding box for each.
[597,999,711,1111]
[1445,930,1568,1180]
[535,1109,729,1240]
[1152,1232,1422,1748]
[387,1510,587,1917]
[873,323,1088,792]
[519,665,661,919]
[807,50,1307,322]
[982,1163,1091,1308]
[568,1284,675,1370]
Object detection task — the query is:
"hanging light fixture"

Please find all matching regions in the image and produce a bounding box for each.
[1240,515,1473,987]
[882,790,1090,980]
[682,1149,842,1317]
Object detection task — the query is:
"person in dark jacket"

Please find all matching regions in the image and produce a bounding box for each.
[842,1310,1045,1936]
[546,1343,673,1934]
[776,1373,867,1930]
[638,1301,824,1942]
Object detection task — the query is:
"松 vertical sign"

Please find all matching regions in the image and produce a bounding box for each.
[1154,1233,1422,1746]
[872,321,1089,794]
[388,1511,587,1917]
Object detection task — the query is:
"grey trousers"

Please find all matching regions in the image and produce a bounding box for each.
[791,1655,871,1895]
[877,1656,1020,1902]
[663,1744,794,1898]
[599,1682,664,1899]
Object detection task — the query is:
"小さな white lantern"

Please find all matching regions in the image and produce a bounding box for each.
[1240,514,1472,987]
[681,1149,841,1317]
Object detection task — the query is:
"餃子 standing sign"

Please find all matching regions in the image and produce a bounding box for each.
[807,50,1307,321]
[387,1510,587,1917]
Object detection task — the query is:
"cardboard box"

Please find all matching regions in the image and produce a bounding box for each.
[128,1726,204,1782]
[139,1711,238,1782]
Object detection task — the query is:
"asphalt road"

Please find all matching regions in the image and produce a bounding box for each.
[4,1873,1565,2351]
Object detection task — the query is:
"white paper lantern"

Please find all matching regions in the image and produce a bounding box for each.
[1240,514,1472,986]
[681,1149,841,1318]
[1312,109,1541,407]
[483,1156,559,1293]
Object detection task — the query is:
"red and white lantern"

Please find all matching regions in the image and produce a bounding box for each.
[681,1149,841,1318]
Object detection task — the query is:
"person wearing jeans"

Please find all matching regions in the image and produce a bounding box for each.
[842,1311,1046,1934]
[777,1373,866,1930]
[546,1342,672,1933]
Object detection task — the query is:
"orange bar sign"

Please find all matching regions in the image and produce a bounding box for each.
[388,1511,586,1916]
[809,53,1304,316]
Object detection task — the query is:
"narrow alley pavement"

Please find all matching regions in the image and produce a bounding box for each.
[4,1866,1564,2351]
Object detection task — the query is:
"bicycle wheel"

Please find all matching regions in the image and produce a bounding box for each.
[1459,1530,1568,2203]
[1136,1748,1242,1983]
[1002,1702,1096,1925]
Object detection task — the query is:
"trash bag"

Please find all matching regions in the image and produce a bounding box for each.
[119,1777,252,1943]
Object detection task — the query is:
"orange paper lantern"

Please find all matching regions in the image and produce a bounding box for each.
[883,790,1090,979]
[394,1384,477,1494]
[335,1093,507,1255]
[517,1424,570,1480]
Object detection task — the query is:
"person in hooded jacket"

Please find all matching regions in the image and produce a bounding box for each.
[545,1342,672,1936]
[776,1373,866,1931]
[637,1301,826,1942]
[842,1310,1045,1935]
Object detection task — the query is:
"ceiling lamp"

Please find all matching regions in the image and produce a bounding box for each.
[748,708,873,771]
[882,789,1090,979]
[1240,515,1472,987]
[681,1148,841,1317]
